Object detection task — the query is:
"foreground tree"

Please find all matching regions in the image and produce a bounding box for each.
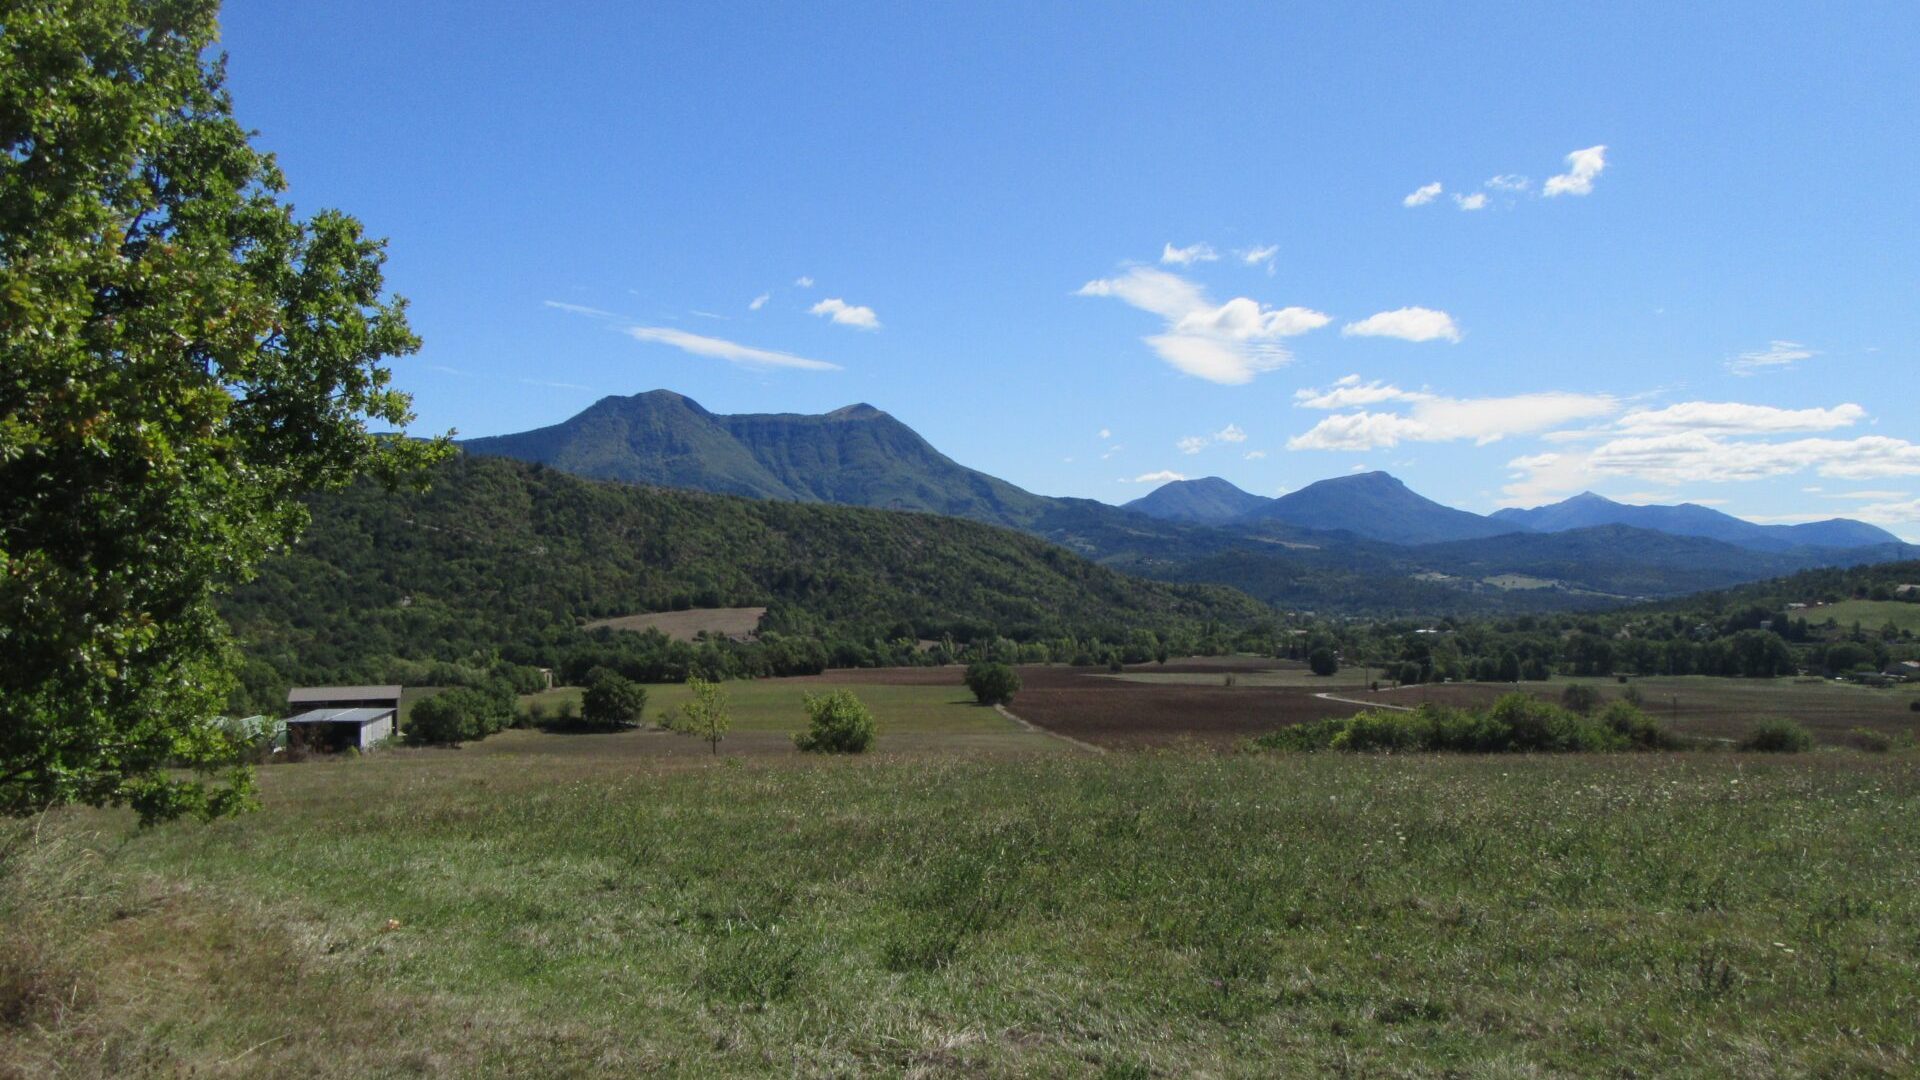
[0,1,445,822]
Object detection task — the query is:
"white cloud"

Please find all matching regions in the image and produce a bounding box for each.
[543,300,620,319]
[1289,381,1618,451]
[1403,182,1443,207]
[1849,498,1920,533]
[1214,423,1247,444]
[749,293,769,311]
[1245,450,1267,460]
[1161,242,1220,266]
[794,276,814,287]
[1824,489,1911,500]
[1129,470,1188,484]
[1487,174,1531,192]
[1177,436,1208,455]
[1341,307,1462,344]
[1544,145,1607,197]
[1101,444,1123,460]
[1098,428,1112,440]
[691,310,728,320]
[1503,434,1920,503]
[1454,192,1488,211]
[1294,375,1420,410]
[1076,266,1331,384]
[1613,401,1865,436]
[625,326,840,372]
[1239,244,1279,271]
[1727,340,1816,375]
[809,297,881,330]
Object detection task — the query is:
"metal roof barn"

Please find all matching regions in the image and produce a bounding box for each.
[284,706,397,752]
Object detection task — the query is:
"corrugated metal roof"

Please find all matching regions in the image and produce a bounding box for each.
[285,707,396,726]
[288,685,402,704]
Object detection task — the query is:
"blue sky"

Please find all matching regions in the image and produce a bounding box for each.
[222,2,1920,538]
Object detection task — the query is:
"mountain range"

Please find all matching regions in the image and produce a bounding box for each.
[459,391,1914,613]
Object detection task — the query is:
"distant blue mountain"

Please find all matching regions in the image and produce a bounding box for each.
[1490,491,1901,552]
[1239,471,1525,545]
[1123,477,1275,525]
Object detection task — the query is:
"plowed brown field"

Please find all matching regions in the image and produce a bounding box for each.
[803,658,1356,748]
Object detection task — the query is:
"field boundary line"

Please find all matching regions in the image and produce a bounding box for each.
[1313,692,1416,713]
[996,704,1107,754]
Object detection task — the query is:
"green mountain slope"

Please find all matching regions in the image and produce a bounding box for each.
[222,454,1268,686]
[462,390,1054,527]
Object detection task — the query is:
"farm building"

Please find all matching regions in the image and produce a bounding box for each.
[285,685,402,752]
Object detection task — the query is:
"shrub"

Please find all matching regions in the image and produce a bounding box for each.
[1331,710,1430,752]
[1598,701,1685,750]
[677,678,732,754]
[1739,718,1814,753]
[581,668,647,730]
[1844,727,1893,754]
[1308,648,1339,677]
[794,689,875,754]
[965,662,1021,706]
[1250,718,1347,752]
[1910,700,1920,713]
[1560,684,1602,715]
[406,687,508,746]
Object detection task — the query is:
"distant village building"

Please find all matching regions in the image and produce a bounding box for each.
[285,685,402,752]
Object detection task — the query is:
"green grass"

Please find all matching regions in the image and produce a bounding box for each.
[8,746,1920,1076]
[1808,599,1920,634]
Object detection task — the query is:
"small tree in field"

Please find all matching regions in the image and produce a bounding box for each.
[965,662,1021,706]
[581,668,647,730]
[795,690,876,754]
[1308,648,1339,677]
[679,678,731,755]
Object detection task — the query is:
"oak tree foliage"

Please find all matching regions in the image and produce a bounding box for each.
[0,0,446,821]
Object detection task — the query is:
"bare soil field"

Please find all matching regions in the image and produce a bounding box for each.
[1341,675,1920,745]
[817,659,1355,748]
[580,605,767,640]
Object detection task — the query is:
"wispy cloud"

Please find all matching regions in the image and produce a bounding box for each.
[1244,450,1267,460]
[793,276,814,288]
[1214,423,1247,444]
[1128,470,1188,484]
[1611,401,1864,436]
[749,293,770,311]
[1454,192,1488,211]
[543,300,619,319]
[1341,307,1462,344]
[1077,266,1330,384]
[626,326,840,371]
[1544,145,1607,197]
[1403,181,1443,207]
[1727,340,1816,376]
[1486,174,1530,193]
[1290,378,1618,450]
[1503,435,1920,504]
[1177,436,1208,455]
[1161,241,1220,266]
[431,363,596,394]
[1239,245,1279,274]
[810,297,881,330]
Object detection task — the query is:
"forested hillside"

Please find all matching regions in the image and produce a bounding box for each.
[221,454,1268,702]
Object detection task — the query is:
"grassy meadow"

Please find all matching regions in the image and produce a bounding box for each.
[1806,598,1920,635]
[5,714,1919,1076]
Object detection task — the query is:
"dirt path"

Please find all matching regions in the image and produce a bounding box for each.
[996,704,1107,754]
[1313,692,1416,713]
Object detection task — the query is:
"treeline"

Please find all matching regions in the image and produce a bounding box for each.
[1293,560,1919,685]
[221,454,1270,710]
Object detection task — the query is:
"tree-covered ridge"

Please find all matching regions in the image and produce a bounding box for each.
[222,453,1268,694]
